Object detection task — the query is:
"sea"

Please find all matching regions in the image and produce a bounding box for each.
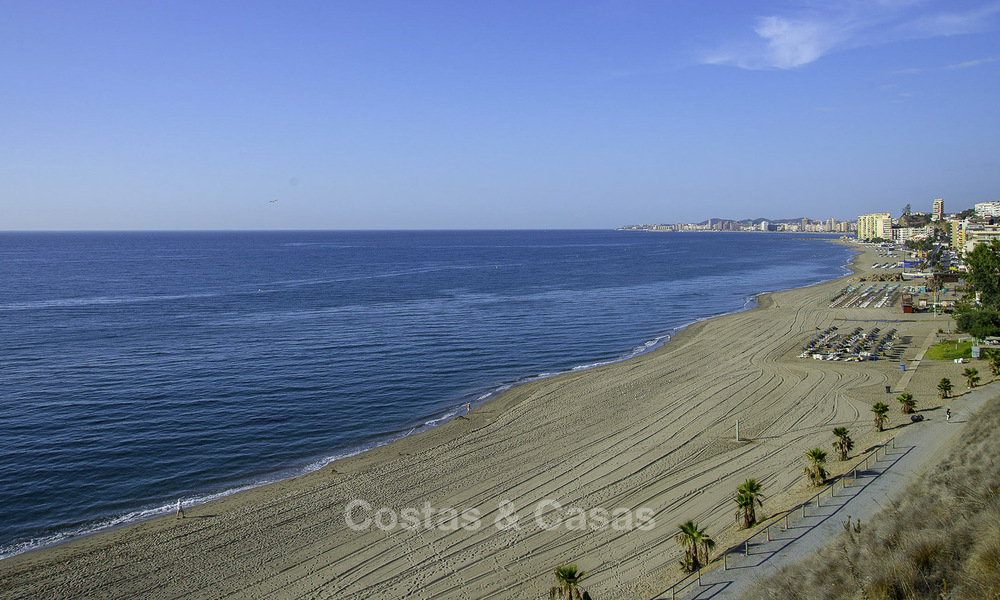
[0,230,853,558]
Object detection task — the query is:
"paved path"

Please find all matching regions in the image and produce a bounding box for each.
[661,379,997,600]
[893,329,940,392]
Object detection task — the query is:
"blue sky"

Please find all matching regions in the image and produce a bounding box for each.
[2,1,998,230]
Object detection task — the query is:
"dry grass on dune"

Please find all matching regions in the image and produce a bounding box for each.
[742,393,1000,600]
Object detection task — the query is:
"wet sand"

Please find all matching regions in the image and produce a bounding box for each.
[0,241,964,600]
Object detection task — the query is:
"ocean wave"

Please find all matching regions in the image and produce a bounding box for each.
[0,485,254,560]
[0,292,221,312]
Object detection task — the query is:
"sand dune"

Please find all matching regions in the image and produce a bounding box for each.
[0,241,955,600]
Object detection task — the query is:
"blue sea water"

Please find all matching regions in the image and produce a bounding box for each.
[0,230,852,558]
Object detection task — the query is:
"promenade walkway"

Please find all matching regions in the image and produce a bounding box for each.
[653,342,996,600]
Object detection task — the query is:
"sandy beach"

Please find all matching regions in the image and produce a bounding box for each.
[0,240,971,600]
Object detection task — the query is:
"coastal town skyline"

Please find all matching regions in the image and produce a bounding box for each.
[2,1,998,230]
[618,197,995,234]
[619,216,854,233]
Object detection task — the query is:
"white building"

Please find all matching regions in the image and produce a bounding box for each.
[932,198,944,221]
[974,201,1000,217]
[892,226,934,242]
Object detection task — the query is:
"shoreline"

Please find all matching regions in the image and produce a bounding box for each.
[4,238,956,600]
[0,237,855,562]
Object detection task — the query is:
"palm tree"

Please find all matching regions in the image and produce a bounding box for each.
[803,448,828,486]
[734,478,764,529]
[832,427,853,461]
[675,521,699,572]
[872,402,890,432]
[550,565,588,600]
[675,521,714,572]
[698,529,716,568]
[985,349,1000,376]
[938,377,953,399]
[896,392,916,414]
[963,367,980,389]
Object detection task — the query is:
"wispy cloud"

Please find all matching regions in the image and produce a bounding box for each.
[944,56,999,69]
[703,1,1000,70]
[898,2,1000,36]
[750,16,847,69]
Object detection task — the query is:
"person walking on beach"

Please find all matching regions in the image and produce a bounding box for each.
[946,408,951,423]
[466,403,471,415]
[175,498,184,519]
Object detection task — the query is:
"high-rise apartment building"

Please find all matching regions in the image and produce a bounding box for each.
[857,213,893,241]
[932,198,944,221]
[950,219,965,250]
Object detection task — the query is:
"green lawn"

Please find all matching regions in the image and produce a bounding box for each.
[925,339,974,360]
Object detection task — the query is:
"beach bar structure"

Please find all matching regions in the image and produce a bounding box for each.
[901,292,914,313]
